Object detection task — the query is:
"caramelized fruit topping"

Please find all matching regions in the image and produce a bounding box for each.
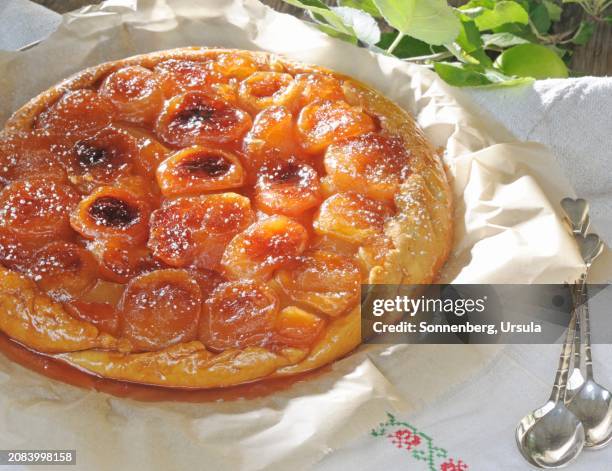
[314,192,393,244]
[35,90,113,139]
[70,186,150,243]
[238,72,299,112]
[155,59,226,96]
[120,269,202,351]
[88,238,160,284]
[67,126,136,190]
[155,91,252,147]
[242,105,298,174]
[148,192,253,269]
[156,146,245,196]
[27,241,97,301]
[99,66,164,124]
[297,100,376,154]
[275,306,325,347]
[0,178,79,242]
[0,52,413,357]
[0,131,66,185]
[254,160,321,216]
[325,132,411,201]
[276,250,361,316]
[200,280,279,351]
[221,215,308,281]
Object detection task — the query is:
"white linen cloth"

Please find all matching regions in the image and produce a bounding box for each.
[1,2,611,471]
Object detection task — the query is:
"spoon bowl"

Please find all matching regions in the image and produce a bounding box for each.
[567,379,612,449]
[517,401,585,468]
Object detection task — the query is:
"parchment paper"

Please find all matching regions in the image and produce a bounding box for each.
[0,1,610,470]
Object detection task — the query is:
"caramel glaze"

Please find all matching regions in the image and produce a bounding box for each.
[0,332,329,403]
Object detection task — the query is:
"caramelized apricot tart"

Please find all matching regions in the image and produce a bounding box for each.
[0,48,452,388]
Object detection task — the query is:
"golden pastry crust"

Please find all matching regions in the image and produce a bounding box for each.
[0,48,452,388]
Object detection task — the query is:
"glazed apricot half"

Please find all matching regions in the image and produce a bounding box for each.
[254,160,321,216]
[115,125,170,178]
[155,59,225,96]
[0,228,37,272]
[156,146,245,197]
[274,306,325,348]
[200,280,279,351]
[88,238,160,284]
[119,269,202,351]
[70,186,150,244]
[275,250,361,316]
[148,193,254,269]
[0,178,80,243]
[66,126,137,190]
[325,133,411,201]
[155,91,252,148]
[221,215,308,281]
[297,100,375,154]
[35,89,113,139]
[238,72,300,113]
[314,192,393,245]
[28,241,98,301]
[0,130,66,185]
[207,52,258,80]
[99,65,164,125]
[64,300,120,337]
[294,73,345,107]
[242,106,298,173]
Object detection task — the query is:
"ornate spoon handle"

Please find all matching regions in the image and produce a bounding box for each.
[580,275,594,380]
[550,289,579,403]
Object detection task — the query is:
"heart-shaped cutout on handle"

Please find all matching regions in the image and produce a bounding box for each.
[561,198,589,232]
[575,233,603,265]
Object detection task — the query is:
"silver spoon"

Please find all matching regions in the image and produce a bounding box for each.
[514,199,593,468]
[560,198,612,448]
[515,298,585,468]
[563,197,593,395]
[566,240,612,449]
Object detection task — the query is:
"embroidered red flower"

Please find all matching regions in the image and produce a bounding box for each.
[387,428,421,450]
[440,458,468,471]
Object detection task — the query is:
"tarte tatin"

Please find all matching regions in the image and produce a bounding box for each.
[0,48,452,388]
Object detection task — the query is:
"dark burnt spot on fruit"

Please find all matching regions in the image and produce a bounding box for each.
[88,196,139,228]
[272,162,302,184]
[178,154,232,178]
[175,104,215,128]
[75,142,109,168]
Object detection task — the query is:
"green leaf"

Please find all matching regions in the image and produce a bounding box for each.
[456,18,483,53]
[331,6,381,45]
[314,22,359,44]
[282,0,355,35]
[461,0,495,8]
[470,1,530,31]
[434,61,533,87]
[494,43,569,78]
[376,31,436,58]
[373,0,461,45]
[530,4,551,34]
[606,16,612,26]
[571,20,595,45]
[456,18,493,66]
[434,62,493,86]
[338,0,381,18]
[543,0,562,22]
[482,32,530,47]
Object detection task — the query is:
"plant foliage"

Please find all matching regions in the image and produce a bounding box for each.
[283,0,611,86]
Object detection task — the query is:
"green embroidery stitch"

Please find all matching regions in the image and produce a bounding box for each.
[371,412,466,471]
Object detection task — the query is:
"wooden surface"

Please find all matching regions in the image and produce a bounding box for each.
[33,0,611,75]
